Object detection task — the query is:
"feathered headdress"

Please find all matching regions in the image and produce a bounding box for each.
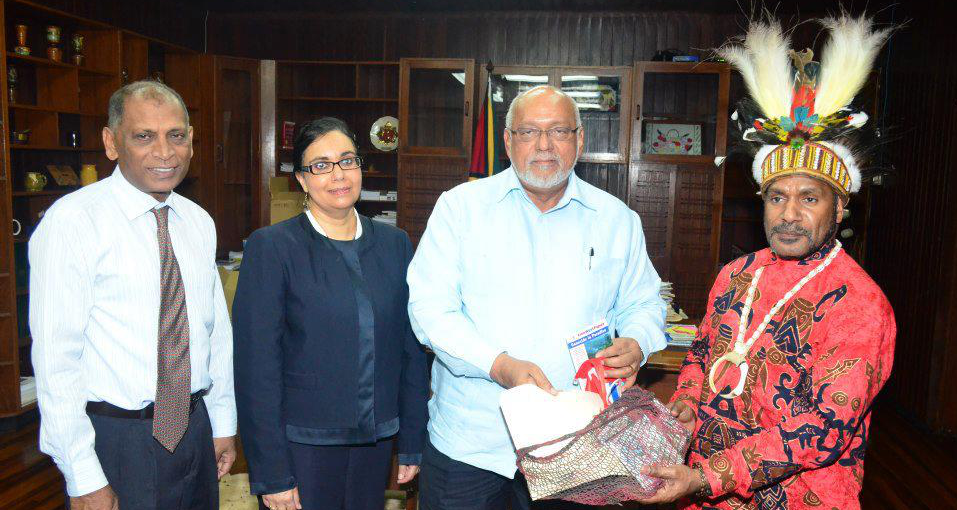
[720,13,893,199]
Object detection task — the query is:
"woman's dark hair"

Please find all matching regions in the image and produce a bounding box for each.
[293,117,358,170]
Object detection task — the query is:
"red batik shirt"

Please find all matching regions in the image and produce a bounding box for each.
[670,242,895,510]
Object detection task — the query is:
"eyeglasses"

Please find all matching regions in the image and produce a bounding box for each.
[300,156,363,175]
[508,127,580,143]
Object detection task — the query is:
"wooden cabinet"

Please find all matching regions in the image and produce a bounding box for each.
[0,0,211,416]
[397,58,473,244]
[628,62,730,321]
[398,58,473,157]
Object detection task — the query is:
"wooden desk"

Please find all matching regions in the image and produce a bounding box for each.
[646,345,688,373]
[639,345,689,403]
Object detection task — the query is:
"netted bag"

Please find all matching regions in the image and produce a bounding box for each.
[515,386,691,505]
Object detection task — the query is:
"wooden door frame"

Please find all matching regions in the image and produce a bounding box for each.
[210,55,264,248]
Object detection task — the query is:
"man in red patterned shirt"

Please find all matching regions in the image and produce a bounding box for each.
[638,14,896,510]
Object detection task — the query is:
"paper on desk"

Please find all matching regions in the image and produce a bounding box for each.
[500,384,604,456]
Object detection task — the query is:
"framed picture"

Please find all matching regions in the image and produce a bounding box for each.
[46,164,79,186]
[644,122,702,155]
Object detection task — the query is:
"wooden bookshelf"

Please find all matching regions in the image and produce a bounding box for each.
[0,0,211,416]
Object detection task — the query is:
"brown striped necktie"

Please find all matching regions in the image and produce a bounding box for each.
[152,206,191,452]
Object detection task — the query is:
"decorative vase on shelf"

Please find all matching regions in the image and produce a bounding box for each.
[81,164,98,186]
[7,67,18,104]
[72,34,85,66]
[14,25,30,55]
[46,25,62,62]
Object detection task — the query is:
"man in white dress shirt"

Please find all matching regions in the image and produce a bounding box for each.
[29,81,236,510]
[408,85,667,509]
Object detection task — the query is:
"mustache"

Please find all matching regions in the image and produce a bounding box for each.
[771,223,811,237]
[526,152,562,163]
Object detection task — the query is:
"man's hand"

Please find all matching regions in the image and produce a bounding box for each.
[397,465,420,484]
[213,435,237,480]
[489,353,557,394]
[637,464,706,504]
[69,485,118,510]
[262,487,302,510]
[666,400,696,434]
[596,337,644,389]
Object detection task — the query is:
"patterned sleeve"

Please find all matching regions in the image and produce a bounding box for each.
[669,265,731,408]
[700,293,896,499]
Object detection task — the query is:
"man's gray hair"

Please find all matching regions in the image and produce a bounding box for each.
[107,80,190,131]
[504,85,582,129]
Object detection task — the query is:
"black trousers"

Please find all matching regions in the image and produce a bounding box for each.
[259,438,394,510]
[419,441,591,510]
[71,400,218,510]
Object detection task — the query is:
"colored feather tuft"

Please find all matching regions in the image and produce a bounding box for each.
[814,14,893,117]
[718,20,794,120]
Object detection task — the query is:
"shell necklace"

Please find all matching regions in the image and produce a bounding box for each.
[708,241,842,398]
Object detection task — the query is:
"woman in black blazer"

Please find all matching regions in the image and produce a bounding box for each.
[233,117,428,510]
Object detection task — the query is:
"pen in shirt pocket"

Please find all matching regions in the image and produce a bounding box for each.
[587,247,595,270]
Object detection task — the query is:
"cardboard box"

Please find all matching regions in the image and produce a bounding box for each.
[269,176,305,225]
[217,266,240,318]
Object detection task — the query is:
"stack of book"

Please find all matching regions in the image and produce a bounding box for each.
[665,324,697,347]
[660,282,687,323]
[373,210,397,226]
[360,190,398,202]
[20,376,36,407]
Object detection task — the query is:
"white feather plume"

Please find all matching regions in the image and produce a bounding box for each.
[718,20,794,120]
[815,14,893,117]
[752,144,778,185]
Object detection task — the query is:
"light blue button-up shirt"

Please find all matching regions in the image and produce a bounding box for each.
[407,167,667,478]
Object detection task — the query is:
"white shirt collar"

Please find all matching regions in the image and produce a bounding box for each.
[305,207,363,239]
[109,165,181,220]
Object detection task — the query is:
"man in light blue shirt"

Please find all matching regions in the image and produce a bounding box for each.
[408,85,667,509]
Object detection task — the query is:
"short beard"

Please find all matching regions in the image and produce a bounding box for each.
[514,153,577,190]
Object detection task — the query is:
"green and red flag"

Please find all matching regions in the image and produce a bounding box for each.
[469,76,504,180]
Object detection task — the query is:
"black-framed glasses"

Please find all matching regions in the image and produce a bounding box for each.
[508,127,580,143]
[300,156,363,175]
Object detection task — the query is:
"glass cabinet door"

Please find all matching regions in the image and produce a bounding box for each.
[632,62,731,162]
[487,67,551,169]
[399,59,474,156]
[559,68,632,163]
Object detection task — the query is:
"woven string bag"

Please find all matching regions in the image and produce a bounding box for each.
[515,386,691,505]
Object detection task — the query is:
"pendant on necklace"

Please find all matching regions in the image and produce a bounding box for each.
[708,351,749,398]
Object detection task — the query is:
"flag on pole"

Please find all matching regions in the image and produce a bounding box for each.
[469,76,504,180]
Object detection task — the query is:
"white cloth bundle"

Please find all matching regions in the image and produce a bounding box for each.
[500,384,604,456]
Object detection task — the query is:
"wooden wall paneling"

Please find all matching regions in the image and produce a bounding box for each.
[861,0,957,434]
[397,155,467,245]
[207,11,742,67]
